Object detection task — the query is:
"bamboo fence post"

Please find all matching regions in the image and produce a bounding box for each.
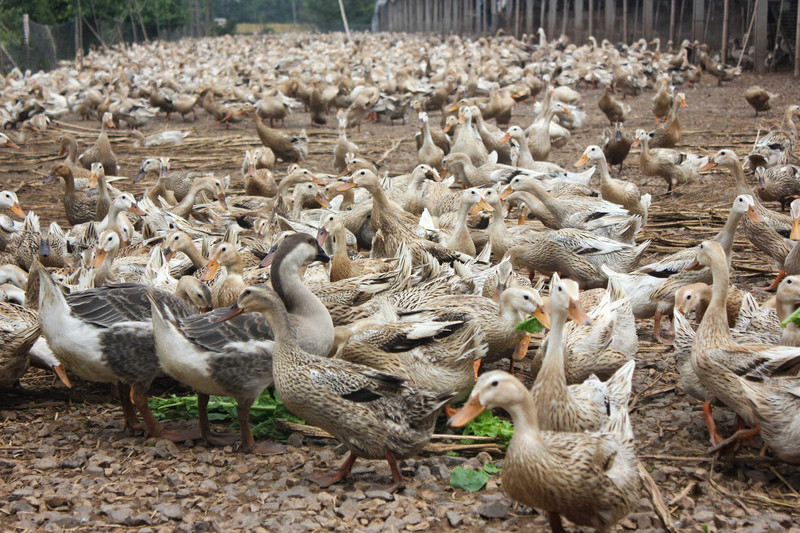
[721,0,730,63]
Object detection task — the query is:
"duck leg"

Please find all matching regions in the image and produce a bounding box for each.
[132,388,203,443]
[384,450,406,493]
[197,393,239,446]
[765,271,785,291]
[237,400,286,455]
[702,402,726,446]
[118,382,143,432]
[547,511,567,533]
[308,452,358,488]
[653,310,674,345]
[709,422,761,456]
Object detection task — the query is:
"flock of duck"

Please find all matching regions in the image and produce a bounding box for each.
[1,29,799,532]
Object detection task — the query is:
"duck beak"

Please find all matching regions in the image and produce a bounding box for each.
[315,241,330,263]
[216,304,244,323]
[200,256,220,281]
[217,193,228,210]
[443,122,453,133]
[567,297,591,325]
[5,138,20,149]
[316,226,330,246]
[680,96,688,107]
[631,138,640,149]
[447,103,460,112]
[499,187,514,200]
[791,216,800,240]
[88,172,98,187]
[53,364,72,388]
[43,172,57,184]
[106,117,116,128]
[133,169,146,183]
[246,164,255,178]
[757,175,766,190]
[469,198,493,215]
[129,202,146,216]
[747,205,765,223]
[560,107,573,117]
[699,160,717,172]
[685,258,702,271]
[164,248,175,262]
[259,247,277,268]
[427,169,442,182]
[448,393,485,428]
[10,202,25,218]
[313,176,327,185]
[338,178,357,191]
[440,169,447,180]
[92,248,107,268]
[499,132,511,142]
[533,307,551,330]
[200,306,213,313]
[315,193,331,209]
[39,238,51,257]
[575,154,589,168]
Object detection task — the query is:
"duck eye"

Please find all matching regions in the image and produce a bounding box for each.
[523,295,529,300]
[788,280,793,284]
[557,286,562,292]
[491,380,499,387]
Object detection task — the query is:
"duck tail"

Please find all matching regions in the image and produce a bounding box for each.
[603,396,635,442]
[630,239,651,268]
[605,360,636,415]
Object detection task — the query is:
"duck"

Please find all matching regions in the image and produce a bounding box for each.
[527,102,572,161]
[0,132,20,149]
[634,128,709,194]
[702,149,792,290]
[89,163,112,222]
[251,107,308,162]
[449,106,489,167]
[90,229,150,285]
[449,369,640,533]
[131,129,190,147]
[603,193,761,343]
[417,112,444,172]
[45,163,97,225]
[421,188,489,256]
[243,150,278,198]
[598,85,630,124]
[150,234,334,453]
[135,157,178,206]
[746,105,800,170]
[226,285,454,490]
[689,240,800,462]
[318,214,394,282]
[0,302,41,387]
[0,190,25,219]
[755,164,800,211]
[576,144,649,221]
[36,265,208,442]
[163,230,207,275]
[56,134,94,183]
[334,114,359,173]
[78,112,118,176]
[601,122,634,173]
[776,275,800,346]
[652,76,673,122]
[472,106,512,165]
[647,92,687,149]
[744,86,778,116]
[200,241,247,308]
[167,176,228,220]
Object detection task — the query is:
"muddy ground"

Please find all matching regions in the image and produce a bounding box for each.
[2,69,800,532]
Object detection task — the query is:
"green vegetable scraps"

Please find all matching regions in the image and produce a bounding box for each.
[459,410,514,446]
[780,305,800,328]
[148,390,304,441]
[515,315,544,334]
[450,462,501,492]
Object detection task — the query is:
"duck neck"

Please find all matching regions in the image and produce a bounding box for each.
[97,173,110,204]
[422,120,434,145]
[727,160,752,197]
[489,203,508,241]
[698,256,733,342]
[62,172,76,195]
[713,206,745,257]
[595,155,611,185]
[183,240,207,268]
[522,180,564,219]
[259,300,299,348]
[63,137,78,163]
[223,253,244,277]
[782,108,797,138]
[504,394,541,436]
[534,300,569,398]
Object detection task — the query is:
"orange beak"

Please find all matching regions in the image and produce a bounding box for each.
[499,187,514,200]
[448,393,486,428]
[92,248,107,268]
[680,96,688,107]
[313,176,328,186]
[746,205,765,224]
[575,154,589,168]
[567,297,591,325]
[106,117,116,128]
[53,364,71,388]
[791,215,800,240]
[10,202,25,218]
[631,138,640,149]
[686,258,702,271]
[129,203,146,216]
[560,107,573,117]
[200,257,220,281]
[88,172,98,187]
[699,160,717,172]
[315,193,331,209]
[216,304,244,323]
[217,194,228,210]
[443,122,453,133]
[338,178,357,191]
[499,132,512,143]
[469,198,493,215]
[533,307,551,330]
[5,138,20,149]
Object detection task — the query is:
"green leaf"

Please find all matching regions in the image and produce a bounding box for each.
[515,316,543,334]
[780,305,800,328]
[450,466,489,492]
[482,462,500,474]
[460,410,514,445]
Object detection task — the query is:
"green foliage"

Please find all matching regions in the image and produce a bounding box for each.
[459,410,514,446]
[515,316,544,334]
[300,0,375,31]
[148,390,305,441]
[780,305,800,328]
[450,461,501,492]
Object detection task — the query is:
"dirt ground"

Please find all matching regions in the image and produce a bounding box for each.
[2,69,800,533]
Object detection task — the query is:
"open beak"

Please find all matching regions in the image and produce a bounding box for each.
[533,307,551,330]
[791,216,800,240]
[53,364,71,388]
[469,198,493,215]
[499,132,511,143]
[686,258,702,271]
[699,160,717,172]
[92,248,107,268]
[10,202,25,217]
[746,205,765,223]
[316,226,330,246]
[164,248,175,262]
[216,304,244,323]
[106,118,116,128]
[200,257,220,281]
[448,393,486,428]
[217,194,228,210]
[315,194,331,209]
[567,297,591,325]
[575,154,589,168]
[133,170,146,183]
[129,203,146,216]
[499,187,514,200]
[338,178,357,191]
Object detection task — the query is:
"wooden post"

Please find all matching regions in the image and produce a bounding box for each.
[669,0,676,44]
[489,0,496,33]
[540,0,546,33]
[548,0,557,36]
[589,0,594,38]
[575,0,584,42]
[720,0,729,61]
[561,0,569,36]
[515,0,521,37]
[605,0,614,40]
[622,0,628,42]
[795,0,800,76]
[526,0,534,35]
[643,0,653,39]
[753,0,767,72]
[691,0,704,44]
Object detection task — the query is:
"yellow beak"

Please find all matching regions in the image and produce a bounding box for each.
[447,394,486,428]
[533,307,551,330]
[680,96,688,108]
[10,202,25,218]
[315,193,332,209]
[200,257,220,281]
[92,248,107,268]
[699,160,717,172]
[575,154,589,168]
[791,215,800,240]
[338,178,357,191]
[499,187,514,200]
[568,297,592,326]
[469,198,493,215]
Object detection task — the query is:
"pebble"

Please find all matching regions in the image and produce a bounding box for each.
[365,490,394,501]
[337,499,360,522]
[33,457,59,470]
[477,501,508,520]
[155,503,184,521]
[447,510,463,527]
